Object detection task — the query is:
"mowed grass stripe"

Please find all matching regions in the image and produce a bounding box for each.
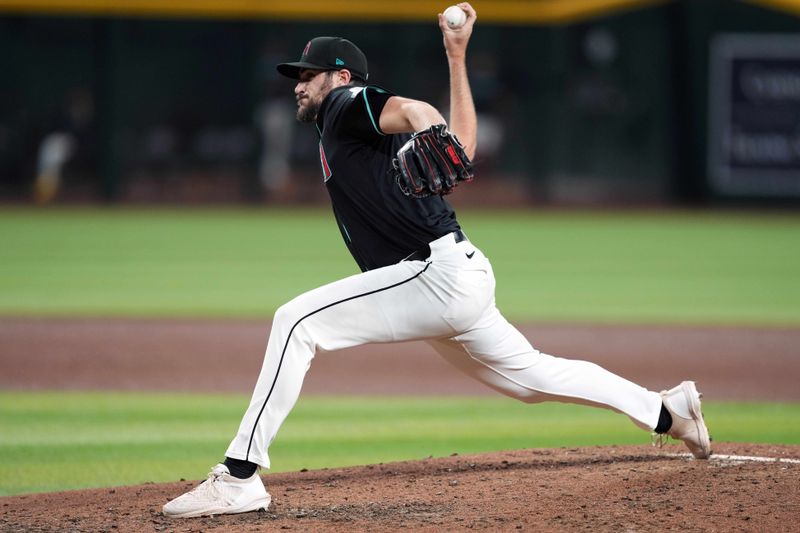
[1,391,798,496]
[0,208,799,324]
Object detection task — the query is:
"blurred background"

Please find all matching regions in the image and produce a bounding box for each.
[2,0,800,207]
[2,1,800,498]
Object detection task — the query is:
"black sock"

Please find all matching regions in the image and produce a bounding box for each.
[654,404,672,434]
[224,457,258,479]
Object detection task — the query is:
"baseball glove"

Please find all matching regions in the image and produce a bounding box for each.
[390,124,474,198]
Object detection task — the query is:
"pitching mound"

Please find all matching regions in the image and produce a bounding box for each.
[2,443,798,532]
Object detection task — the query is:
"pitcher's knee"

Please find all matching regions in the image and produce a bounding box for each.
[516,389,546,404]
[274,298,320,347]
[271,303,293,333]
[492,381,545,404]
[272,299,310,339]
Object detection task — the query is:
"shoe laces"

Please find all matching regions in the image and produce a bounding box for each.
[187,467,230,502]
[651,432,669,448]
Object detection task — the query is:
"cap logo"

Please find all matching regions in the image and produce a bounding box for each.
[302,40,311,58]
[335,58,345,66]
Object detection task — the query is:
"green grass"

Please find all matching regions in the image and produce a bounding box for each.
[1,209,798,496]
[1,391,798,496]
[0,207,798,325]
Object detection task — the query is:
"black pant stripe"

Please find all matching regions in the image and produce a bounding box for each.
[245,261,432,461]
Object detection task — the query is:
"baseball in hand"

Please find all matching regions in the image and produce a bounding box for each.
[443,5,467,29]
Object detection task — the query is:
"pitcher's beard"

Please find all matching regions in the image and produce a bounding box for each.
[296,100,319,123]
[296,72,333,123]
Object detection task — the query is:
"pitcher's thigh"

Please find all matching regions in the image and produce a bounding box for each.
[277,261,453,350]
[427,303,554,401]
[427,338,544,403]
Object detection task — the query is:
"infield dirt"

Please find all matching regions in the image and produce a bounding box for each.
[1,443,799,532]
[2,318,798,400]
[1,318,799,531]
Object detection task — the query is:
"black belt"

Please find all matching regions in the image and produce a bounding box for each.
[404,229,467,262]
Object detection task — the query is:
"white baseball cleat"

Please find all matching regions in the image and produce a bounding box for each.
[656,381,712,459]
[163,464,271,518]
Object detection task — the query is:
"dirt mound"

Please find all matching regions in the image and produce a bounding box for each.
[2,319,798,530]
[2,443,798,532]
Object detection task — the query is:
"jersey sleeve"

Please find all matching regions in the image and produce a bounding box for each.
[337,85,395,141]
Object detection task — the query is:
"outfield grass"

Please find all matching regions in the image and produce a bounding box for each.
[1,391,799,496]
[0,207,798,325]
[1,208,798,496]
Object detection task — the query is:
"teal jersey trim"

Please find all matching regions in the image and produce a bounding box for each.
[340,220,352,242]
[362,86,387,136]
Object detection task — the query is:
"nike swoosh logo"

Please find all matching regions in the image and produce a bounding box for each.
[466,251,475,259]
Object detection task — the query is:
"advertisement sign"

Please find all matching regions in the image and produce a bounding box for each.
[708,33,800,197]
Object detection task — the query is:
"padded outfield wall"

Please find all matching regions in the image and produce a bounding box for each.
[1,0,799,204]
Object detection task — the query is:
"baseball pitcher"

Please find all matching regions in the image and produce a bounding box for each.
[163,3,710,518]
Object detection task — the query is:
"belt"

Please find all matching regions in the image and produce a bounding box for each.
[403,229,467,262]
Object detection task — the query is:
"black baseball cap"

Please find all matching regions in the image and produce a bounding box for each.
[276,36,368,82]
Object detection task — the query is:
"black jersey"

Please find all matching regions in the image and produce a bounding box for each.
[315,85,461,272]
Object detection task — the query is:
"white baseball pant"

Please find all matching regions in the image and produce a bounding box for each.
[225,231,663,467]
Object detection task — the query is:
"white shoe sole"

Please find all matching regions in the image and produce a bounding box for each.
[164,493,271,519]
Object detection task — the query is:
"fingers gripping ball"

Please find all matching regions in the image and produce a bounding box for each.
[443,5,467,29]
[391,124,474,198]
